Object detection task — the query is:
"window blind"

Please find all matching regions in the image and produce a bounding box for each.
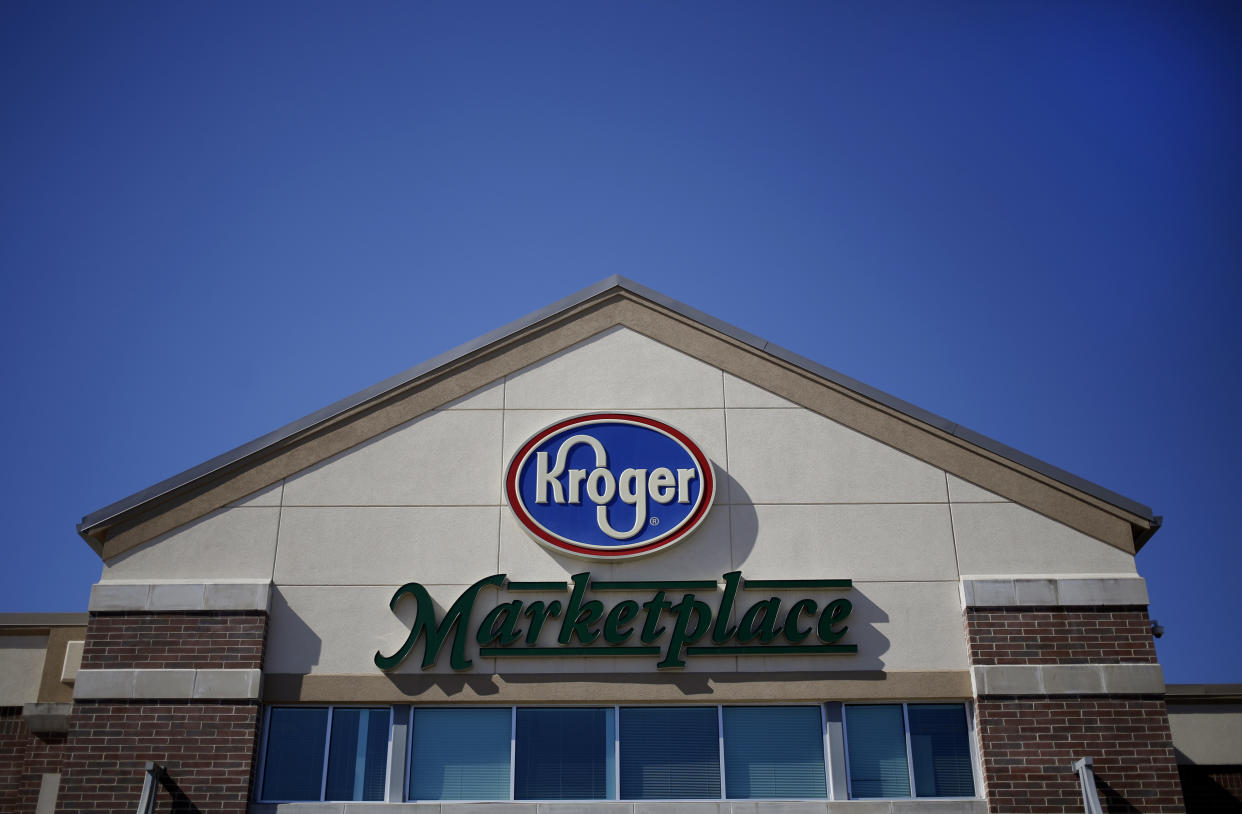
[845,704,911,798]
[620,706,721,800]
[514,708,610,800]
[324,708,389,801]
[908,704,974,797]
[409,708,511,801]
[722,706,827,799]
[261,707,328,801]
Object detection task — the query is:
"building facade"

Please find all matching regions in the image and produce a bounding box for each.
[2,278,1237,812]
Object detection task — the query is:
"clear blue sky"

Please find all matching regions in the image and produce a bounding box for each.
[2,1,1239,683]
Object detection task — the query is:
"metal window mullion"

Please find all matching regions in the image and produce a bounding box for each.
[613,705,621,801]
[405,707,415,801]
[716,704,726,800]
[320,706,334,802]
[391,705,410,803]
[381,706,394,803]
[902,703,916,799]
[819,703,831,800]
[509,706,517,801]
[840,705,854,800]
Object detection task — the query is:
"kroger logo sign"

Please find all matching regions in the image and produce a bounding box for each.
[506,413,715,560]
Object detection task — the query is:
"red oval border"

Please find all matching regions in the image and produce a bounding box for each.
[505,413,715,560]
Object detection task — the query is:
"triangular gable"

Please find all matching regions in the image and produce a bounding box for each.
[79,277,1159,561]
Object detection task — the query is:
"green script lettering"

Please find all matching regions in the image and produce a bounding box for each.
[374,573,504,671]
[817,597,852,643]
[376,572,857,670]
[558,572,604,645]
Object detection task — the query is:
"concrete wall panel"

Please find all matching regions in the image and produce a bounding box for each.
[275,506,501,585]
[282,408,504,507]
[723,373,797,408]
[498,501,734,583]
[741,581,968,674]
[725,409,947,504]
[101,507,280,582]
[952,502,1137,577]
[947,475,1007,503]
[733,504,958,582]
[267,584,495,677]
[503,328,726,410]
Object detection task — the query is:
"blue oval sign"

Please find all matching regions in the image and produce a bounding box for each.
[506,413,715,560]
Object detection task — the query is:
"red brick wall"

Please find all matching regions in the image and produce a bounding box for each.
[82,612,266,670]
[967,606,1157,665]
[967,606,1185,813]
[56,608,270,813]
[977,696,1184,813]
[0,708,68,813]
[55,701,261,814]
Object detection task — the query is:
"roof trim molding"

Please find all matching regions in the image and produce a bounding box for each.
[78,276,1159,558]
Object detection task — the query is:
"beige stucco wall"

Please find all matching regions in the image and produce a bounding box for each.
[0,635,48,706]
[99,327,1138,685]
[1168,704,1242,765]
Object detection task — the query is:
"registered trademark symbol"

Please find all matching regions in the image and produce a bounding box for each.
[649,517,660,526]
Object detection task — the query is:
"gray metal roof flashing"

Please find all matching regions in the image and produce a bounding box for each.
[78,275,1158,545]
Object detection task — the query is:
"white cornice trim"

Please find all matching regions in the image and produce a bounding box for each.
[73,668,262,700]
[89,581,271,612]
[972,664,1164,696]
[960,577,1148,608]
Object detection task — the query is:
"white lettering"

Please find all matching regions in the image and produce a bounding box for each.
[596,468,648,540]
[648,467,676,503]
[535,435,607,505]
[567,468,587,504]
[535,452,562,504]
[586,468,616,504]
[527,430,703,541]
[677,468,697,504]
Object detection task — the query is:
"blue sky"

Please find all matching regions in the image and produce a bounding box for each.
[2,1,1239,683]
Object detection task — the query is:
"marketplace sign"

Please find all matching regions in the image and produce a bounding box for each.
[375,572,856,671]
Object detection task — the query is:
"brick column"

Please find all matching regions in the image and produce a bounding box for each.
[964,577,1185,813]
[57,582,270,814]
[0,708,69,812]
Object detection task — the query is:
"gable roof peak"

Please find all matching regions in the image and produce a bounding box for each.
[78,276,1159,557]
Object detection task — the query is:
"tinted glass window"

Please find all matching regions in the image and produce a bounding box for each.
[620,706,720,799]
[723,706,827,799]
[409,708,511,801]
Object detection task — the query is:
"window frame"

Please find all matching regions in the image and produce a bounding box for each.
[258,701,980,804]
[403,704,517,804]
[403,702,836,803]
[719,703,831,801]
[617,704,723,801]
[255,705,394,804]
[841,701,981,801]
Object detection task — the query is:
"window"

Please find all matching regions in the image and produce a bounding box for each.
[844,703,975,799]
[515,707,614,800]
[409,707,510,801]
[619,706,720,799]
[259,707,391,802]
[723,706,827,799]
[261,702,977,803]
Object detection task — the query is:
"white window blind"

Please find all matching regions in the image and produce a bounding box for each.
[408,708,510,801]
[722,706,827,799]
[620,706,721,799]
